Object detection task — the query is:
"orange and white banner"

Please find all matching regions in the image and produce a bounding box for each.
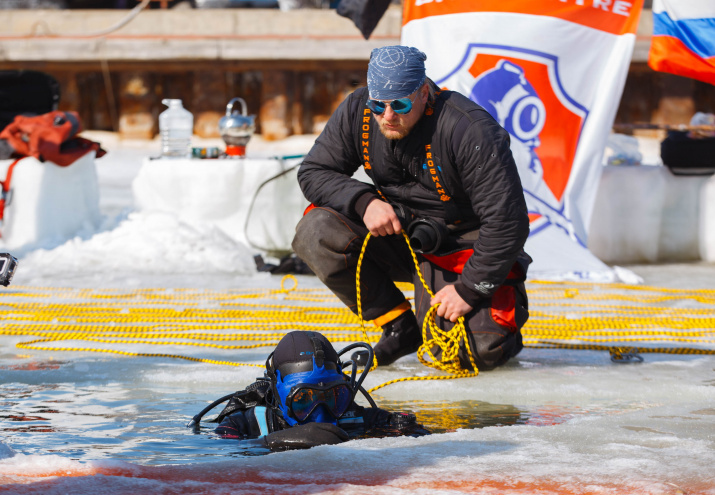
[402,0,644,280]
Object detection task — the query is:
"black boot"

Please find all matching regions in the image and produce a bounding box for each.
[354,310,422,367]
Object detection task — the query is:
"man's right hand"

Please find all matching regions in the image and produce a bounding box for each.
[363,199,402,237]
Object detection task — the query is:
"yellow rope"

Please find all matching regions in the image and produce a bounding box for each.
[15,337,263,368]
[398,231,479,378]
[1,277,714,395]
[354,230,478,392]
[355,232,379,372]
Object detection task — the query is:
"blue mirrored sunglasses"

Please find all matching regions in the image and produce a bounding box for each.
[366,93,417,115]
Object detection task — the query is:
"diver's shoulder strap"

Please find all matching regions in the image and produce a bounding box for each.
[253,406,271,437]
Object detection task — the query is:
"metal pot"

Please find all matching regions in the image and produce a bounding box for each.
[218,97,256,150]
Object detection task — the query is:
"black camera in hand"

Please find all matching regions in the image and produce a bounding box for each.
[392,204,449,255]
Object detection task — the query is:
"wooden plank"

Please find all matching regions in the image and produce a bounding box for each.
[118,71,156,139]
[192,70,227,138]
[260,70,291,141]
[652,74,695,127]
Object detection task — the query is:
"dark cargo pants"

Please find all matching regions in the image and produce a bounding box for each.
[292,207,528,370]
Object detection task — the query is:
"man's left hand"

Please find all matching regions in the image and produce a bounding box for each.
[431,285,473,322]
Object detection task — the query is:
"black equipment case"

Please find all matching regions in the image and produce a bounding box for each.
[0,70,61,133]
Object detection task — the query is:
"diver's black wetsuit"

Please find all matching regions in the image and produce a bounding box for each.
[212,379,427,451]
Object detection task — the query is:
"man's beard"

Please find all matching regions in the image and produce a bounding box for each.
[377,120,412,140]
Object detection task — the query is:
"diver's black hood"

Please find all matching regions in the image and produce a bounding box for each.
[272,331,339,378]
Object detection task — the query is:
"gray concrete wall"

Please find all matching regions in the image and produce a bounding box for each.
[0,7,652,63]
[0,7,403,62]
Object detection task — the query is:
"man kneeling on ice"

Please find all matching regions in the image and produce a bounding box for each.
[189,331,429,451]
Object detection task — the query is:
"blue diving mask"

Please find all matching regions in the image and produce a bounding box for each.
[274,357,352,427]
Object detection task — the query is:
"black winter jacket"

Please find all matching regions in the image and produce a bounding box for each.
[297,82,530,303]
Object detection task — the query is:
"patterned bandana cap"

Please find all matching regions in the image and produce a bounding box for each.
[367,45,427,100]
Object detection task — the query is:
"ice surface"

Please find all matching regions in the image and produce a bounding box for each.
[0,350,713,494]
[18,210,257,285]
[0,275,713,495]
[0,133,714,494]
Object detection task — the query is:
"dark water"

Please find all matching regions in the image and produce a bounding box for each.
[0,378,575,464]
[379,399,532,433]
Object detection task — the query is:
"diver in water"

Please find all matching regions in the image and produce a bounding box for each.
[188,331,429,451]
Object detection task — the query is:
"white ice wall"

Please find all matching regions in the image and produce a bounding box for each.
[3,147,714,270]
[0,153,101,253]
[700,176,715,262]
[588,165,714,264]
[132,156,307,253]
[659,172,704,261]
[132,157,715,266]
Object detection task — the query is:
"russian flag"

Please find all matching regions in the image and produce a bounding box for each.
[648,0,715,85]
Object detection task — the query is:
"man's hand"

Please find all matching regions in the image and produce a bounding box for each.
[363,199,402,237]
[431,285,473,322]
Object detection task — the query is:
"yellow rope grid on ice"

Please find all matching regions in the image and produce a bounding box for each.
[1,256,715,393]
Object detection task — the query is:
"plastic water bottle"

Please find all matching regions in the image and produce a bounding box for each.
[159,99,193,159]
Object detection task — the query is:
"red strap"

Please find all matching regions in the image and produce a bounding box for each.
[424,249,526,282]
[490,285,517,331]
[425,249,522,329]
[303,203,317,216]
[423,249,473,274]
[0,158,24,222]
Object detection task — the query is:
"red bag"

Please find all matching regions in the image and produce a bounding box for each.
[0,111,105,167]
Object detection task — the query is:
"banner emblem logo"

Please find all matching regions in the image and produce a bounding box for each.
[436,45,589,237]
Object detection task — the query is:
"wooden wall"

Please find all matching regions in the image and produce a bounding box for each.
[615,63,715,136]
[38,62,367,140]
[11,61,715,139]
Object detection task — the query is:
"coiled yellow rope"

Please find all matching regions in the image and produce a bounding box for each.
[401,230,478,378]
[354,231,478,392]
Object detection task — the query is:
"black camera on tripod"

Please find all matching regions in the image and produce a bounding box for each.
[392,204,449,254]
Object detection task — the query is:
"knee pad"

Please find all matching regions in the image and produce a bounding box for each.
[292,208,363,275]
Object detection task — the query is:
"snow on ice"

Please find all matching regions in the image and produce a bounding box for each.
[0,132,713,495]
